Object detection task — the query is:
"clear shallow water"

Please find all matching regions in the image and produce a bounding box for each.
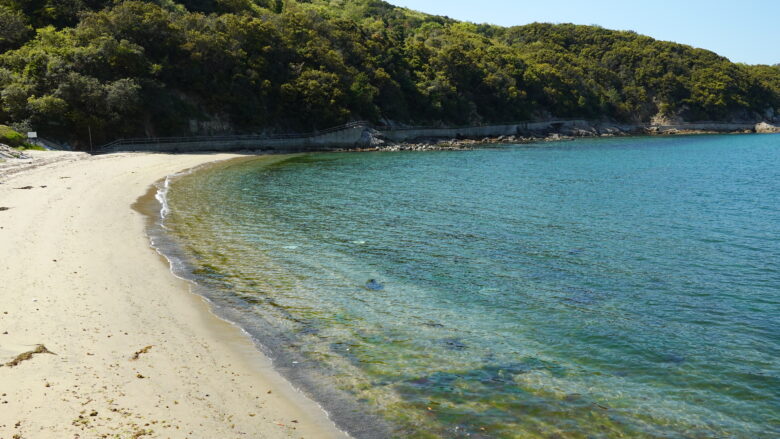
[162,135,780,438]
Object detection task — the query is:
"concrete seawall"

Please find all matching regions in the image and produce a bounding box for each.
[101,120,778,153]
[102,124,367,153]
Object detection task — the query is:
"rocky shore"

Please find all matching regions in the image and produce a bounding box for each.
[0,144,31,160]
[346,120,780,152]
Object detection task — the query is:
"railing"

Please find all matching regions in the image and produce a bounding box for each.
[100,120,369,150]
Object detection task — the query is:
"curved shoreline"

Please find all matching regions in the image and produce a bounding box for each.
[0,151,348,438]
[147,155,394,439]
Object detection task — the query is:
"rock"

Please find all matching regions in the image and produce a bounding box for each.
[0,144,31,160]
[755,122,780,133]
[545,133,575,142]
[441,337,467,351]
[365,279,384,291]
[358,128,387,147]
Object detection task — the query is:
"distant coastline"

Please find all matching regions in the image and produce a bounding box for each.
[100,119,780,154]
[2,1,779,149]
[370,119,780,151]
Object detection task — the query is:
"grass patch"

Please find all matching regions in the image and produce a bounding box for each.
[0,125,43,150]
[0,125,26,147]
[14,144,46,151]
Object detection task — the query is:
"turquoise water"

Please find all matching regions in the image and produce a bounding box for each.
[162,135,780,438]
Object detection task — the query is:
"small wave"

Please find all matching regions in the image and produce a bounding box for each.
[155,168,197,221]
[154,175,172,219]
[141,163,383,439]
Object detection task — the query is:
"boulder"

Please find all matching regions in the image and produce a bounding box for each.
[755,122,780,133]
[358,128,387,147]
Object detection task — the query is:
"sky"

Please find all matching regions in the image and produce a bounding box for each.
[386,0,779,65]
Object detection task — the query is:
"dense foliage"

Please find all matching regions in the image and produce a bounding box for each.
[0,0,778,147]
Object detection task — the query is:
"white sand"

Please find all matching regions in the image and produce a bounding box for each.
[0,151,348,438]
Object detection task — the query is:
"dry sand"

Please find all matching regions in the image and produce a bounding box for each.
[0,151,349,439]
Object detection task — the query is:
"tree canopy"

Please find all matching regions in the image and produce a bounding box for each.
[0,0,778,147]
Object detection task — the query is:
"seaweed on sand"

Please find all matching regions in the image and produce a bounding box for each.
[130,345,153,360]
[2,344,56,367]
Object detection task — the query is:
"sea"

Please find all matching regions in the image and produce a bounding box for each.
[151,134,779,438]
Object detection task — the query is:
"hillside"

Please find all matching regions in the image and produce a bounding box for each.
[1,0,779,147]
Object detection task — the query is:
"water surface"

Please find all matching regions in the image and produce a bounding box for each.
[162,134,780,438]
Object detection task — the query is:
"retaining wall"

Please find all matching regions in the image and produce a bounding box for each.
[102,124,366,153]
[101,120,777,153]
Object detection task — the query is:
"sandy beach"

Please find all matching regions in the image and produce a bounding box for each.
[0,151,348,438]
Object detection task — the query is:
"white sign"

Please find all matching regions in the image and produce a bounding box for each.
[27,132,37,139]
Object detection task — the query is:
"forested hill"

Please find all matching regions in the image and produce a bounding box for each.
[1,0,779,147]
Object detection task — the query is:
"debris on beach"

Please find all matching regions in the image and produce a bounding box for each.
[2,344,56,367]
[130,345,153,360]
[130,428,153,438]
[0,207,10,211]
[14,186,34,190]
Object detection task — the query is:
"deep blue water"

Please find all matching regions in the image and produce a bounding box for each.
[163,134,780,438]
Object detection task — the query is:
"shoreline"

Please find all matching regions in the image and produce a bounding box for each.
[2,134,776,437]
[0,151,349,438]
[145,155,395,439]
[345,129,780,153]
[98,119,780,153]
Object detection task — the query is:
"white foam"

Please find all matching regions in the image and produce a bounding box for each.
[155,168,195,221]
[154,175,173,219]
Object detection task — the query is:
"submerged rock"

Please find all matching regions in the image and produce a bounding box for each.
[660,353,686,365]
[365,279,384,291]
[441,337,467,351]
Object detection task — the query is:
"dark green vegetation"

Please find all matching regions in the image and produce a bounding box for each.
[1,0,779,147]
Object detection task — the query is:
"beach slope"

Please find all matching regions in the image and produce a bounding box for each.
[0,152,346,438]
